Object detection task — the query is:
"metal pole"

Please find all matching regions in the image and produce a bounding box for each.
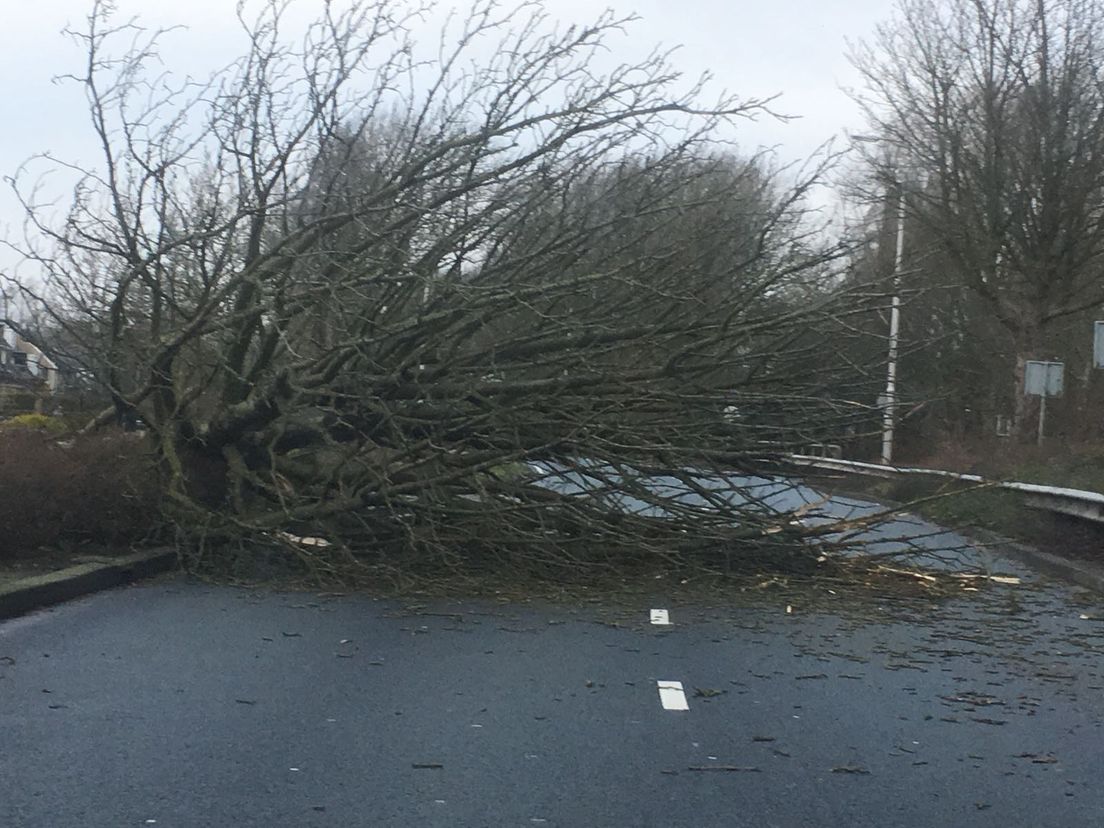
[881,186,905,465]
[1037,393,1047,446]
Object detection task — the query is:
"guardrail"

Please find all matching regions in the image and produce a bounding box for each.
[788,454,1104,525]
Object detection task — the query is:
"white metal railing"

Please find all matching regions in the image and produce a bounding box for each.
[788,454,1104,525]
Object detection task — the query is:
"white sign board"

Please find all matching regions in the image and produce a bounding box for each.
[1024,360,1064,397]
[1095,321,1104,369]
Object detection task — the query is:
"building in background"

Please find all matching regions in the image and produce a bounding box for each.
[0,326,59,412]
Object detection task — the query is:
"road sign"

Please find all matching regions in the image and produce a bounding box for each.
[1024,360,1063,446]
[1024,360,1063,397]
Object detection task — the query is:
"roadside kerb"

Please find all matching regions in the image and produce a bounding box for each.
[0,548,178,621]
[962,526,1104,594]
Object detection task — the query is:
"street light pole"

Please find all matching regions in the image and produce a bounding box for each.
[882,187,905,466]
[852,133,905,466]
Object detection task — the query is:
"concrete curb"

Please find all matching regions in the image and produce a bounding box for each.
[0,548,178,621]
[965,527,1104,594]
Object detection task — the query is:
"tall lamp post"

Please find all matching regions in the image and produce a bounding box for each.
[853,135,905,466]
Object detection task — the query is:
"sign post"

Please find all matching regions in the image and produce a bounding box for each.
[1095,321,1104,369]
[1024,360,1064,446]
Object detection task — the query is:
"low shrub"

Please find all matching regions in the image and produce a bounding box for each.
[0,391,41,416]
[1,413,69,433]
[0,430,162,559]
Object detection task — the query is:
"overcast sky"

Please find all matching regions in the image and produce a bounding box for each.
[0,0,890,274]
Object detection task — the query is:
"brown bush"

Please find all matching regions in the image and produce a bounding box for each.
[0,430,162,559]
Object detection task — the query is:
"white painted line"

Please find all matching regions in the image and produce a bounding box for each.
[650,608,670,625]
[657,680,689,711]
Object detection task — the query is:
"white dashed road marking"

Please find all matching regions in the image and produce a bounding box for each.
[657,680,689,711]
[650,609,670,625]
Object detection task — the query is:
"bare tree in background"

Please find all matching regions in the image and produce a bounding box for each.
[5,0,885,582]
[850,0,1104,439]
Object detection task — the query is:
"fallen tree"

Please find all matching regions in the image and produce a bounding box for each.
[6,0,890,582]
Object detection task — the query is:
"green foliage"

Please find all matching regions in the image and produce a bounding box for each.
[1002,456,1104,496]
[1,413,69,433]
[908,486,1026,535]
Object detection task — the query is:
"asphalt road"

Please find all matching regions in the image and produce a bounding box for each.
[535,461,1021,572]
[4,570,1104,827]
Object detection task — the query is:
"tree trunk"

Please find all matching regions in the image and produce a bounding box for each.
[1012,326,1042,442]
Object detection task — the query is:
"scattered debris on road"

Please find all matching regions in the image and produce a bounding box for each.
[694,687,725,698]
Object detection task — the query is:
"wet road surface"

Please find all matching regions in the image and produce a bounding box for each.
[4,571,1104,827]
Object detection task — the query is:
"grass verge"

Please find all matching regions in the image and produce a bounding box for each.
[815,471,1104,561]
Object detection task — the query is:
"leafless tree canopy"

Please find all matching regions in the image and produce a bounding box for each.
[7,0,885,581]
[850,0,1104,437]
